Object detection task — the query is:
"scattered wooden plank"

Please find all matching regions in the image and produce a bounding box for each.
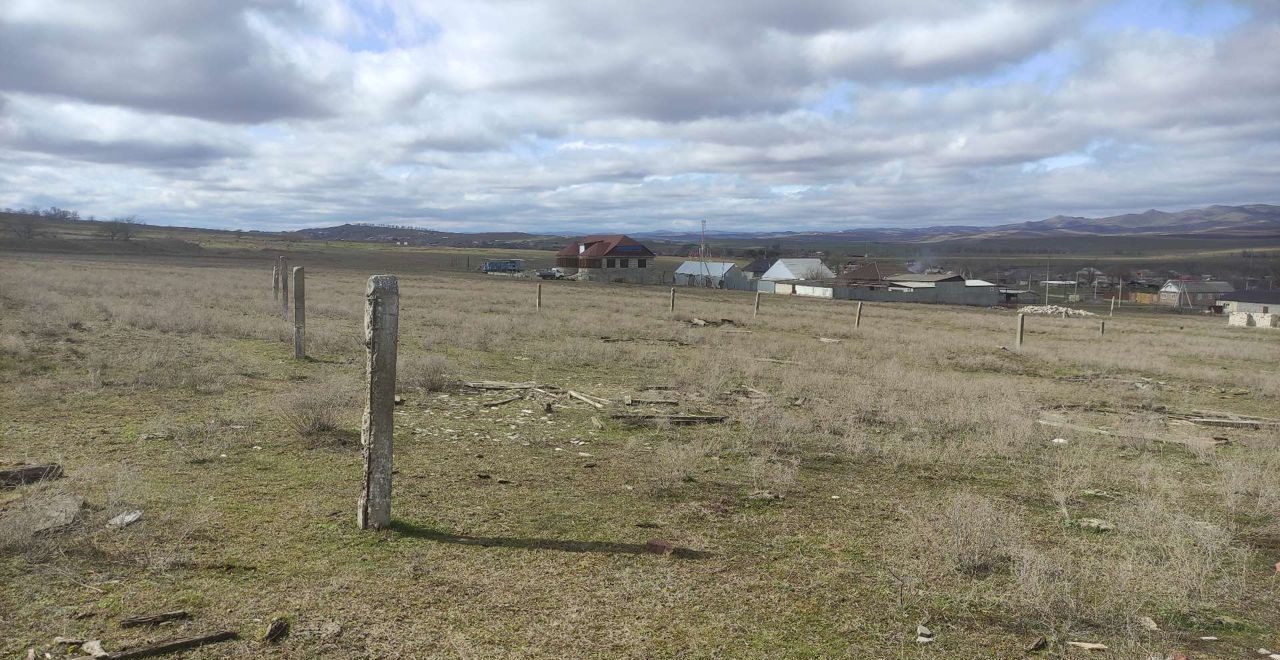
[624,396,679,406]
[611,413,726,426]
[71,631,238,660]
[481,395,523,408]
[465,381,537,390]
[119,611,189,628]
[641,385,677,391]
[1188,417,1278,429]
[1,464,63,489]
[568,391,607,409]
[817,337,842,343]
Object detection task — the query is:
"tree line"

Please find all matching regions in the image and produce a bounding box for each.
[1,206,143,241]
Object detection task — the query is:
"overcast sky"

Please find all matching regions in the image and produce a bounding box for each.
[1,0,1277,233]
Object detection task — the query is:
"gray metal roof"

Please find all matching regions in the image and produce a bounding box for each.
[1164,280,1234,293]
[675,261,739,277]
[883,273,964,282]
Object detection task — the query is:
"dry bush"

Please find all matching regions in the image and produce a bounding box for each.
[647,440,710,493]
[746,453,798,496]
[400,354,455,391]
[894,492,1026,582]
[173,419,240,464]
[281,380,356,442]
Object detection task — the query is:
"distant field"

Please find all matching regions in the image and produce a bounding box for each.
[1,242,1278,658]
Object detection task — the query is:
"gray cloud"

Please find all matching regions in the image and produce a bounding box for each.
[0,0,1275,232]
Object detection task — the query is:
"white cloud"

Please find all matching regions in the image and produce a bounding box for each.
[0,0,1276,231]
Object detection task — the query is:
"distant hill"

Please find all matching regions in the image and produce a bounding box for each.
[634,204,1280,244]
[289,223,568,250]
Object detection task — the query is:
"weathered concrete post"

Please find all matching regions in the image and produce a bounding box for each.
[854,302,863,328]
[536,283,542,310]
[753,291,761,317]
[1015,313,1025,350]
[292,267,305,359]
[1099,320,1106,337]
[272,263,280,301]
[1109,297,1116,317]
[669,287,676,313]
[280,258,290,319]
[358,275,399,530]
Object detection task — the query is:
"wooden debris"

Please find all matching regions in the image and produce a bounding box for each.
[722,329,753,334]
[71,631,238,660]
[641,385,677,391]
[1065,641,1108,651]
[481,395,523,408]
[465,381,537,390]
[1187,417,1278,429]
[119,611,189,628]
[624,396,679,406]
[611,413,726,426]
[568,391,609,409]
[1,464,63,489]
[817,337,842,343]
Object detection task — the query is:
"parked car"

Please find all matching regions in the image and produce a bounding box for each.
[536,269,564,280]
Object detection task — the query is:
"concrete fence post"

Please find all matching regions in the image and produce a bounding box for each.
[1015,313,1025,350]
[358,275,399,530]
[669,287,676,313]
[753,291,761,317]
[272,264,280,301]
[292,267,305,359]
[1109,297,1116,317]
[537,283,542,310]
[854,302,863,329]
[280,258,290,319]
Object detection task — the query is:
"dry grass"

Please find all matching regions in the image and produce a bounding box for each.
[1,249,1278,657]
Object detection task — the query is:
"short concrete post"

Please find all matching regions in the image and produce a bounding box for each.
[854,302,863,328]
[536,283,542,310]
[753,291,761,317]
[1015,313,1025,350]
[358,275,399,530]
[280,258,290,319]
[1109,297,1115,317]
[669,287,676,313]
[292,267,305,359]
[272,264,280,301]
[1099,320,1106,337]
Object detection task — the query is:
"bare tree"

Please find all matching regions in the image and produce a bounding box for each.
[98,215,141,241]
[5,216,39,239]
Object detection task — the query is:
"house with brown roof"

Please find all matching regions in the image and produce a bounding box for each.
[555,235,656,284]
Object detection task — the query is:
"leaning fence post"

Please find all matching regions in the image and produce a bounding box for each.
[280,258,290,319]
[1109,297,1116,317]
[358,275,399,530]
[1015,313,1025,350]
[272,263,280,301]
[293,267,305,359]
[854,302,863,328]
[753,291,761,317]
[669,287,676,313]
[536,283,542,310]
[1099,320,1106,337]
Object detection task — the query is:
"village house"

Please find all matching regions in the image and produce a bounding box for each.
[555,235,655,284]
[741,258,772,281]
[674,261,750,290]
[1218,290,1280,314]
[760,258,834,282]
[1158,280,1234,309]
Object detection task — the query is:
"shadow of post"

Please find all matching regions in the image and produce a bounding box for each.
[390,520,711,559]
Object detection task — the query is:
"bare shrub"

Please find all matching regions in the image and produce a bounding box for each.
[894,492,1025,580]
[746,454,798,496]
[282,380,356,441]
[647,440,709,493]
[400,354,454,391]
[173,419,241,464]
